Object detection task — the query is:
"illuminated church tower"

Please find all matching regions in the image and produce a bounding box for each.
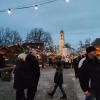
[59,30,65,55]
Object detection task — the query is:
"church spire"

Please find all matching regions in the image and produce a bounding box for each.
[59,30,65,55]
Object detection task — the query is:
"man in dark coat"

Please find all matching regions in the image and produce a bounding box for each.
[78,46,100,100]
[48,58,67,99]
[13,53,40,100]
[73,54,84,78]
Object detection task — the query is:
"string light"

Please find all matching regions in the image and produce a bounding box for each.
[7,8,12,14]
[34,5,39,10]
[66,0,69,3]
[0,0,70,14]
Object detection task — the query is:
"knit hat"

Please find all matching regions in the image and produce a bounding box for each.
[86,46,96,54]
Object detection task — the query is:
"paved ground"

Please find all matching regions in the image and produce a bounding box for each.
[0,68,85,100]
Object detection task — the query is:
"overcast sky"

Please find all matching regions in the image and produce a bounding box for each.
[0,0,100,48]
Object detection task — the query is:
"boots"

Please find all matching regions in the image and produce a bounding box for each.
[60,95,67,99]
[48,93,54,98]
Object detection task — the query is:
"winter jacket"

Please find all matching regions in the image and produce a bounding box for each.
[54,69,63,85]
[78,57,100,92]
[73,56,82,78]
[13,54,40,89]
[54,60,63,85]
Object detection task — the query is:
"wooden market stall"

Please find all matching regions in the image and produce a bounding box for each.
[0,44,23,81]
[96,45,100,55]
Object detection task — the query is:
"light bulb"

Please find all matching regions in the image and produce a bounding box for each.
[34,5,39,10]
[7,8,12,14]
[66,0,69,3]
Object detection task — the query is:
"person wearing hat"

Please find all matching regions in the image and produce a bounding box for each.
[78,46,100,100]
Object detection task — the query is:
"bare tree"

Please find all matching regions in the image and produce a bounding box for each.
[79,41,84,49]
[26,28,53,48]
[84,38,91,48]
[0,28,5,46]
[0,27,22,46]
[92,38,100,46]
[78,38,91,51]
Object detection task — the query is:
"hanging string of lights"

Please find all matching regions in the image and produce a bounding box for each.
[0,0,70,14]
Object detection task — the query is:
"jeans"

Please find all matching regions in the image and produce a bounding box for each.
[51,84,66,96]
[85,90,100,100]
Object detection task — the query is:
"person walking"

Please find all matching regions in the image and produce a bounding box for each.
[78,46,100,100]
[13,52,40,100]
[48,58,67,100]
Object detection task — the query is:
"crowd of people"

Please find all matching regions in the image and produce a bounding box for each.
[0,46,100,100]
[48,56,72,68]
[13,49,67,100]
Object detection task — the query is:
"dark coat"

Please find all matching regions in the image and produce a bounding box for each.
[79,57,100,92]
[73,56,82,78]
[54,70,63,85]
[0,57,5,68]
[13,58,26,89]
[54,60,63,85]
[13,54,40,89]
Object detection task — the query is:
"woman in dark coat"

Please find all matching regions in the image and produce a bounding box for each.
[48,58,67,99]
[25,53,40,100]
[13,53,40,100]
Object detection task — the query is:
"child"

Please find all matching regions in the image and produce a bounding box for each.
[48,58,67,99]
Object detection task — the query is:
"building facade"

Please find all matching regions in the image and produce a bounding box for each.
[59,30,71,57]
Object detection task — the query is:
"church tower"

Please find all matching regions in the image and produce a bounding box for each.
[59,30,65,55]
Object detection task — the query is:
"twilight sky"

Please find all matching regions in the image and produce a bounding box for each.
[0,0,100,48]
